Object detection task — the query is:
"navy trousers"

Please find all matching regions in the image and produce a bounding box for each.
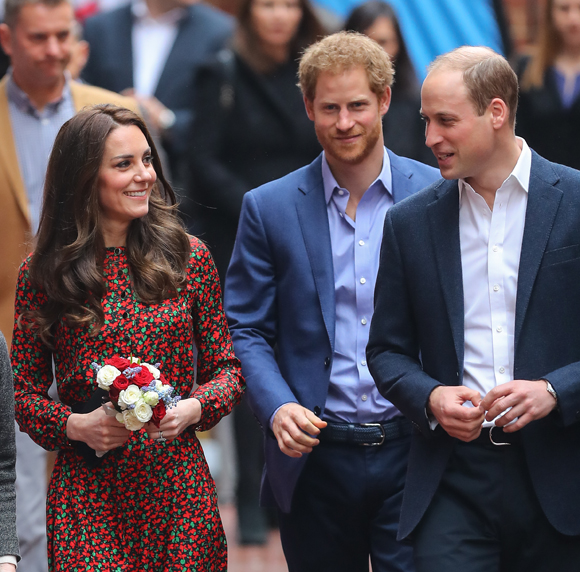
[278,432,414,572]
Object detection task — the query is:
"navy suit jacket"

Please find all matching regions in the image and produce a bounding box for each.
[82,3,232,165]
[367,151,580,540]
[224,151,439,512]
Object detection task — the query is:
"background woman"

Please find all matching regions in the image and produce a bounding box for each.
[188,0,325,280]
[188,0,324,545]
[344,0,435,166]
[11,105,244,571]
[517,0,580,169]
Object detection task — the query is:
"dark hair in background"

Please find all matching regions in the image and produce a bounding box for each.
[344,0,417,96]
[234,0,326,73]
[23,104,191,346]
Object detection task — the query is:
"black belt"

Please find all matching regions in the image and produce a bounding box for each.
[319,417,412,446]
[467,426,522,447]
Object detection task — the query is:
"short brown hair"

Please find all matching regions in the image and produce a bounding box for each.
[298,31,394,101]
[428,46,518,126]
[4,0,70,28]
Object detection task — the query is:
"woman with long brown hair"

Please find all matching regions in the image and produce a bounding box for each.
[516,0,580,169]
[11,104,244,571]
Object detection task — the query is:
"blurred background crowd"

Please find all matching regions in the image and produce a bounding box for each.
[0,0,578,570]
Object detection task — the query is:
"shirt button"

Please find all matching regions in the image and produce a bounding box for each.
[493,284,500,292]
[114,248,121,255]
[361,394,368,402]
[499,367,506,374]
[493,245,499,252]
[360,277,366,284]
[361,360,366,366]
[122,312,129,320]
[338,190,345,196]
[361,318,367,325]
[496,326,503,333]
[124,334,131,342]
[359,240,365,246]
[121,291,127,299]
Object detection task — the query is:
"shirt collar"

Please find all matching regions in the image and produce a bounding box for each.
[132,0,186,25]
[459,137,532,201]
[6,68,72,118]
[322,147,392,204]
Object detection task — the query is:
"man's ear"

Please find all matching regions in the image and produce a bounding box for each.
[379,86,391,117]
[0,24,12,58]
[489,97,509,130]
[304,95,315,121]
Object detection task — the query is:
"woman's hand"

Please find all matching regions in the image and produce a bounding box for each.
[145,398,202,443]
[67,406,131,452]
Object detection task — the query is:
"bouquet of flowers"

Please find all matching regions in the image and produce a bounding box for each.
[91,356,181,431]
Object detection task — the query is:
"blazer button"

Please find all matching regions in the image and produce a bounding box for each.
[324,357,331,367]
[313,406,321,416]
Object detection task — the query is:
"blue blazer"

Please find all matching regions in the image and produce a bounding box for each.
[367,151,580,539]
[225,152,439,512]
[82,4,233,164]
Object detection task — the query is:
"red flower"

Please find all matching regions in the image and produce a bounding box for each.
[109,385,120,402]
[151,402,166,427]
[112,374,130,391]
[105,356,131,371]
[132,367,154,388]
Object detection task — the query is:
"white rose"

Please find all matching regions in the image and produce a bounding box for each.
[134,400,153,423]
[118,384,141,408]
[115,412,125,424]
[155,380,164,391]
[142,363,161,380]
[143,391,159,407]
[96,365,121,390]
[122,409,144,431]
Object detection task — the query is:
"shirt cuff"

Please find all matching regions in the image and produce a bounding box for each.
[0,555,18,567]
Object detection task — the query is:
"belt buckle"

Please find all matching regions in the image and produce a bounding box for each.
[360,423,385,446]
[489,426,511,447]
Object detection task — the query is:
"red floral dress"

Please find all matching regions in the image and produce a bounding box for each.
[11,238,245,572]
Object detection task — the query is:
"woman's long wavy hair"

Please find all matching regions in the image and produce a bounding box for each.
[23,104,191,346]
[521,0,564,90]
[344,1,418,97]
[234,0,325,73]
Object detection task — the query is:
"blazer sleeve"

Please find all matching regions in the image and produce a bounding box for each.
[367,209,443,436]
[0,332,19,562]
[224,192,298,428]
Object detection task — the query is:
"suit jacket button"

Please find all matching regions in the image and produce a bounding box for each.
[324,357,330,367]
[314,406,321,416]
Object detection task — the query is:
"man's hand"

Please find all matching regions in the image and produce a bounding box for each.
[481,380,557,432]
[0,562,16,572]
[428,385,484,442]
[272,403,327,458]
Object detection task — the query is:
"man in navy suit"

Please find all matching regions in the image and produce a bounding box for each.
[367,46,580,572]
[225,32,438,572]
[82,0,232,182]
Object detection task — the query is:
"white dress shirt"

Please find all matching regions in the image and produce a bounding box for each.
[459,138,531,425]
[131,0,185,97]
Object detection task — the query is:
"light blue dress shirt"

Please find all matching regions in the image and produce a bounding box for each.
[322,148,400,423]
[7,70,76,234]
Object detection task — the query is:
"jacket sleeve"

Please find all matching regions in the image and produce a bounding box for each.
[367,209,443,436]
[224,192,299,429]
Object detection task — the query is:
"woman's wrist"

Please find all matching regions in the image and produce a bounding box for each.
[66,413,83,441]
[184,397,202,428]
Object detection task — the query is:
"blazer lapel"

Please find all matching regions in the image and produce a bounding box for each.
[514,153,562,349]
[295,156,336,350]
[389,150,416,204]
[0,78,29,225]
[427,180,464,374]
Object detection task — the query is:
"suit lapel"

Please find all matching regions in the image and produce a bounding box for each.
[427,181,464,373]
[295,156,335,350]
[389,150,416,204]
[514,153,562,349]
[0,78,29,225]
